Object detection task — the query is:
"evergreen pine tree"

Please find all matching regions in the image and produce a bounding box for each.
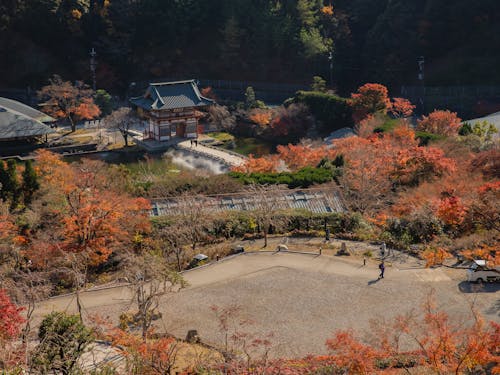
[5,159,20,208]
[245,86,256,109]
[0,161,8,201]
[22,159,39,205]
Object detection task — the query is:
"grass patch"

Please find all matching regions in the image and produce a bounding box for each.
[207,132,235,143]
[67,136,94,144]
[374,118,400,133]
[225,137,273,156]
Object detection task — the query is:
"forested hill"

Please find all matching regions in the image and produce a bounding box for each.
[1,0,500,93]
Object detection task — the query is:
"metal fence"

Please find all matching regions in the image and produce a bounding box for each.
[401,85,500,117]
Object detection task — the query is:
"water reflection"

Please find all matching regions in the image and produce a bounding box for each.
[66,148,228,175]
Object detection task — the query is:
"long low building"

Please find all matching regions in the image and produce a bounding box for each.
[0,105,55,141]
[150,188,346,216]
[0,97,55,124]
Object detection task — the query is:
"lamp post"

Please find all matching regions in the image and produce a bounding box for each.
[328,51,334,88]
[90,48,97,91]
[417,56,425,114]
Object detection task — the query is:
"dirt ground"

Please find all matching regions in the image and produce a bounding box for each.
[32,238,499,359]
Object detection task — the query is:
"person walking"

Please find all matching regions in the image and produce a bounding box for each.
[378,261,385,279]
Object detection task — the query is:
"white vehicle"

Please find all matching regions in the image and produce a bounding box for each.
[467,260,500,283]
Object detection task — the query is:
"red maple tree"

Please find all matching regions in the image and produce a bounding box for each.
[0,289,25,341]
[417,110,462,136]
[350,83,392,122]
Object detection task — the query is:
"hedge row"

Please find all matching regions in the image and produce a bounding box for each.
[289,91,353,133]
[228,167,340,188]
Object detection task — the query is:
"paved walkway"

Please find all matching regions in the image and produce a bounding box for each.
[30,251,499,358]
[176,140,246,167]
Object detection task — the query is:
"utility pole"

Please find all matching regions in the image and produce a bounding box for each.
[90,48,97,91]
[328,51,334,88]
[417,56,425,114]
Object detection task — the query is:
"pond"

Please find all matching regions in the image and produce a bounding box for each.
[65,148,229,175]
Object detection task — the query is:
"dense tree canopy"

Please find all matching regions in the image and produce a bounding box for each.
[1,0,499,92]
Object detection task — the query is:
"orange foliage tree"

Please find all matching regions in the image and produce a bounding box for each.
[249,109,272,128]
[461,243,500,266]
[107,327,179,375]
[468,180,500,232]
[417,110,462,136]
[276,143,334,171]
[0,289,25,341]
[350,83,391,122]
[29,151,151,267]
[325,330,378,374]
[325,293,500,374]
[435,193,467,227]
[232,154,281,173]
[38,75,100,132]
[335,126,454,212]
[422,246,453,267]
[320,5,334,16]
[390,97,415,118]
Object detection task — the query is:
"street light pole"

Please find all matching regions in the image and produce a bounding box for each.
[328,51,333,88]
[90,48,97,91]
[417,56,425,114]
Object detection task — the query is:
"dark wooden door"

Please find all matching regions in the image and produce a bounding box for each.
[176,123,186,137]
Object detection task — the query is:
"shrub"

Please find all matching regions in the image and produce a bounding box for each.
[292,91,353,134]
[229,166,338,188]
[417,110,462,136]
[415,131,445,145]
[32,312,93,375]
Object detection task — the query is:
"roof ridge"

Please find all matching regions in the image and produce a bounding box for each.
[149,79,195,86]
[152,86,165,105]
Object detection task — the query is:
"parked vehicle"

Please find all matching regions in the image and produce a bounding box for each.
[467,260,500,283]
[230,245,245,254]
[188,254,209,269]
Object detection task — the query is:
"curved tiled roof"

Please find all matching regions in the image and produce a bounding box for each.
[0,106,54,140]
[0,97,55,123]
[130,79,214,110]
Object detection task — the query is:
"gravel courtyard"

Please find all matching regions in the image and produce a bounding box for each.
[34,251,500,358]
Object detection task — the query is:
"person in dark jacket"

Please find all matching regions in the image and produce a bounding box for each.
[379,261,385,278]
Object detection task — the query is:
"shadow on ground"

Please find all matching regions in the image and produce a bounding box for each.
[458,281,500,294]
[368,278,381,285]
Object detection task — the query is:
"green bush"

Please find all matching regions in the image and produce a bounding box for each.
[32,312,93,375]
[373,118,399,133]
[292,91,353,134]
[229,166,339,188]
[415,131,445,145]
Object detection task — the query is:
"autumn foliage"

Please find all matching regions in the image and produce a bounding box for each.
[417,109,462,136]
[0,289,25,341]
[107,327,178,375]
[350,83,391,122]
[249,109,272,127]
[390,97,415,118]
[38,75,100,131]
[26,150,151,267]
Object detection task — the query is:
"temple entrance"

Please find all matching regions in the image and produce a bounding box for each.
[176,122,186,137]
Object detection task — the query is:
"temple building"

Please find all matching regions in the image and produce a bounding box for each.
[130,80,214,142]
[0,98,55,143]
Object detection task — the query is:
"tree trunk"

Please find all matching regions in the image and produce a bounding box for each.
[121,131,129,147]
[68,114,76,132]
[176,250,182,272]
